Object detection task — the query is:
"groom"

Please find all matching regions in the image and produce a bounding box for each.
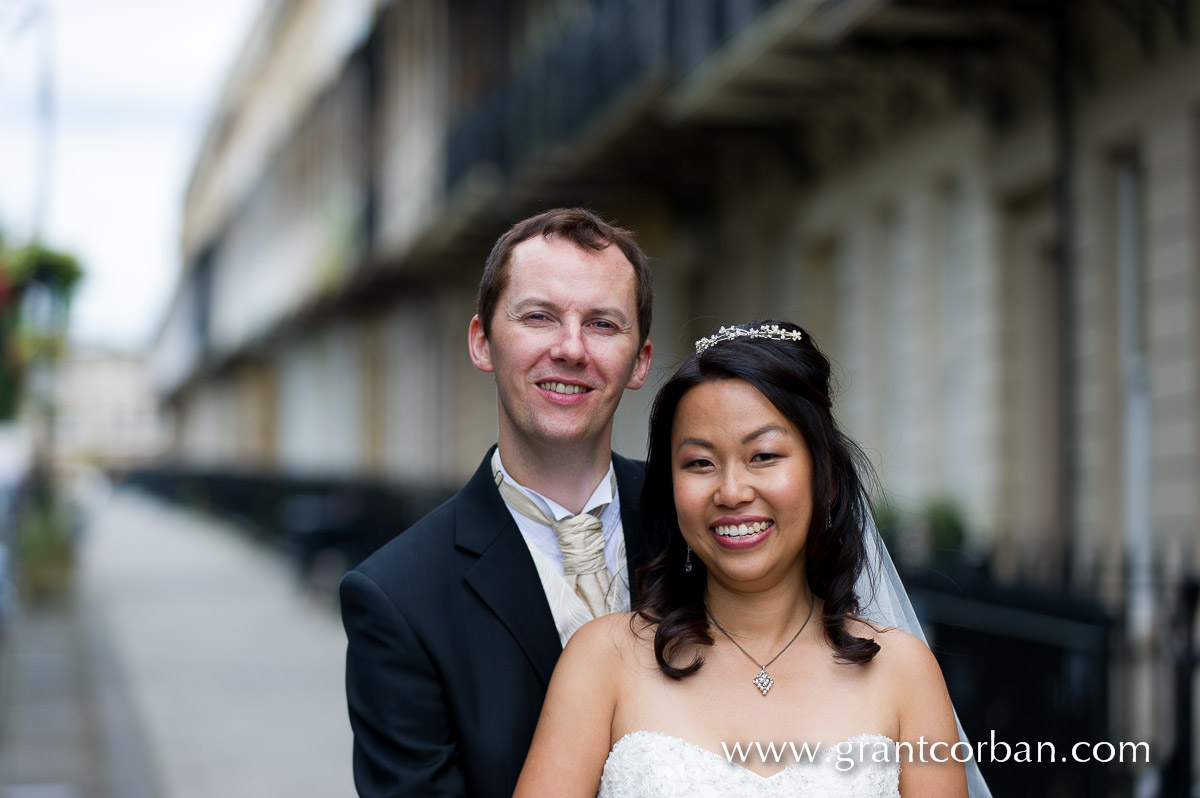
[340,208,654,797]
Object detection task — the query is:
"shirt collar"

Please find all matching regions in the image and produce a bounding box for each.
[494,450,615,522]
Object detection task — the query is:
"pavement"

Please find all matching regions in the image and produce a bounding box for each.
[0,487,355,798]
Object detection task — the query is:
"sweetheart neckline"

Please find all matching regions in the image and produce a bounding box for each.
[608,730,899,782]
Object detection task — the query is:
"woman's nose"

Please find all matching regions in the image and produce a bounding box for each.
[715,468,754,507]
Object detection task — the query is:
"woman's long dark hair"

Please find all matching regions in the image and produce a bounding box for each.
[635,320,881,679]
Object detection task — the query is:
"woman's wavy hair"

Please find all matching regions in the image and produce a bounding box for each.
[635,320,881,679]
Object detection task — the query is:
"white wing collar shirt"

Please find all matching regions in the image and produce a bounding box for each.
[491,449,630,647]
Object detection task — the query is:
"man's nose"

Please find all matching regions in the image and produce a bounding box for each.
[550,322,587,364]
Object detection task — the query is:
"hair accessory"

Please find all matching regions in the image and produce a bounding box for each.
[694,323,803,354]
[684,545,693,573]
[705,597,814,696]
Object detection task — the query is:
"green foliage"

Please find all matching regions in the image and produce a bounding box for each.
[2,242,84,296]
[871,493,967,565]
[923,495,966,559]
[872,495,902,549]
[0,236,84,421]
[15,480,75,601]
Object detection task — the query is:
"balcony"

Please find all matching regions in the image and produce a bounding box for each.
[442,0,824,199]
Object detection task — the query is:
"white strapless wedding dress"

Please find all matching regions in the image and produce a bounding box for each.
[598,731,900,798]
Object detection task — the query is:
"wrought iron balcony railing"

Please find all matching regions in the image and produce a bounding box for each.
[445,0,787,194]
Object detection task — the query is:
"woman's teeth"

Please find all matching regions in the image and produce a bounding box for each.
[540,382,589,395]
[713,521,771,537]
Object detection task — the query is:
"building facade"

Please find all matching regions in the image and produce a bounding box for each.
[52,347,166,471]
[154,1,1200,791]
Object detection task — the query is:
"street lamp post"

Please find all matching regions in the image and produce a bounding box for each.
[0,0,55,244]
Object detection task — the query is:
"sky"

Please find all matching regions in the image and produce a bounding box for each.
[0,0,261,352]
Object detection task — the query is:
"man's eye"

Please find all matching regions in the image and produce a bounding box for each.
[590,320,616,330]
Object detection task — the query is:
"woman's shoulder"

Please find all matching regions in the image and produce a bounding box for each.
[563,612,654,668]
[848,621,948,702]
[845,619,937,668]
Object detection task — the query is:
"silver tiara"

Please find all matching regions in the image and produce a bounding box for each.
[694,324,803,354]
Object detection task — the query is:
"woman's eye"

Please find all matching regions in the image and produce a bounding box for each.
[751,452,779,463]
[683,458,712,470]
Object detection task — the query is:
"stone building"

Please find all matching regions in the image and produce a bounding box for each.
[153,1,1200,792]
[52,347,165,470]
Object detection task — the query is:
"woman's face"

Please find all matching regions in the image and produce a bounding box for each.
[670,378,815,594]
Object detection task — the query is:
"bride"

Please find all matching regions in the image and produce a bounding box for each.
[515,321,972,797]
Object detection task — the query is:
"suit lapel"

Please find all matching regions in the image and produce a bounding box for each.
[613,453,647,606]
[455,449,648,684]
[457,450,561,686]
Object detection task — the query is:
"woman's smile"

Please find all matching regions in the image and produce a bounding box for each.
[710,516,775,548]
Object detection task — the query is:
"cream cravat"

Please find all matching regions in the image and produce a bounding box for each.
[492,453,616,619]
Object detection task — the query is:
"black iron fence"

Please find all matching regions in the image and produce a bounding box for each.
[122,462,1199,793]
[121,467,456,594]
[907,564,1118,796]
[445,0,667,193]
[444,0,786,195]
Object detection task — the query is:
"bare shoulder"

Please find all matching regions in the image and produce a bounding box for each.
[517,614,644,796]
[842,623,966,794]
[872,624,936,661]
[535,614,646,738]
[857,624,942,678]
[560,612,648,673]
[855,623,957,733]
[852,626,967,794]
[838,619,944,691]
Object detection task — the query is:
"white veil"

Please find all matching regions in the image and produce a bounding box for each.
[856,513,993,797]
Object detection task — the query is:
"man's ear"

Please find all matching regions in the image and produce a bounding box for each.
[468,315,494,373]
[625,339,653,390]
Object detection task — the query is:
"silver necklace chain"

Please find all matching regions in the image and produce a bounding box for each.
[704,597,814,696]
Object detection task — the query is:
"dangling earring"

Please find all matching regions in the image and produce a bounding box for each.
[828,511,844,544]
[684,545,693,573]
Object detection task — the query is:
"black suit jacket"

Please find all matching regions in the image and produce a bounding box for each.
[340,448,646,797]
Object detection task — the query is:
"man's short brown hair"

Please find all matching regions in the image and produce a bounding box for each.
[476,208,653,346]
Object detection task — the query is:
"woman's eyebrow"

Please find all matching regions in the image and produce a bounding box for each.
[676,425,785,452]
[742,424,785,444]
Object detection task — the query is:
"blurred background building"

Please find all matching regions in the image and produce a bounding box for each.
[51,346,165,471]
[139,0,1199,794]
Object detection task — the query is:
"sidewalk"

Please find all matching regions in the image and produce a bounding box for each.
[0,488,354,798]
[0,587,117,798]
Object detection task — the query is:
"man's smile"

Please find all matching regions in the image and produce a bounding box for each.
[536,381,593,396]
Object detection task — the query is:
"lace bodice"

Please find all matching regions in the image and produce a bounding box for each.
[598,731,900,798]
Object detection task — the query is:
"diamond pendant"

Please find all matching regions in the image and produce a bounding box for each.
[752,669,774,696]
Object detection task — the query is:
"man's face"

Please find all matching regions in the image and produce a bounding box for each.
[469,234,652,454]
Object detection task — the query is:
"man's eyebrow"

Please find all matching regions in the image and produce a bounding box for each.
[509,299,632,324]
[509,298,559,314]
[590,306,633,326]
